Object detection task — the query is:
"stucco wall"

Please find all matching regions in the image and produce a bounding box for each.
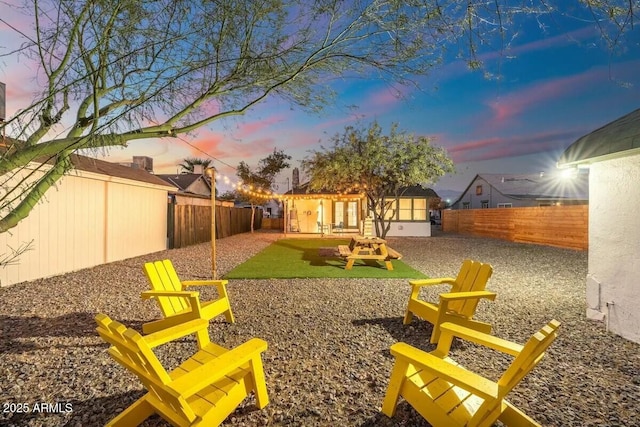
[384,221,432,237]
[587,154,640,343]
[185,178,211,196]
[0,165,172,287]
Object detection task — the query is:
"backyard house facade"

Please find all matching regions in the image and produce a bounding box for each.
[0,155,176,287]
[282,183,365,235]
[450,173,589,210]
[558,107,640,344]
[282,183,438,237]
[377,185,439,237]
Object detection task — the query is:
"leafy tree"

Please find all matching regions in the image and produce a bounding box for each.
[236,149,291,233]
[302,121,454,238]
[218,190,238,202]
[179,157,212,173]
[0,0,636,233]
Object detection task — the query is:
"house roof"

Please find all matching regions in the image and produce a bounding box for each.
[284,182,362,196]
[399,185,439,198]
[1,136,174,189]
[558,108,640,167]
[454,173,589,204]
[34,154,170,187]
[283,182,438,198]
[60,154,175,188]
[155,173,211,192]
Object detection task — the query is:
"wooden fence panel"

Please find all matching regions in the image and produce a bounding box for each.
[173,205,210,249]
[170,204,262,248]
[262,218,284,230]
[442,205,588,250]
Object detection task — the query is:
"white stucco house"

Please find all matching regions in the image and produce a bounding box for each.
[282,183,438,237]
[557,107,640,344]
[450,172,589,209]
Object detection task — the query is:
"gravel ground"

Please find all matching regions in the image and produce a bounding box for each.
[1,230,639,427]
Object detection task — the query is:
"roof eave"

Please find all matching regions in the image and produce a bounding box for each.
[558,147,640,168]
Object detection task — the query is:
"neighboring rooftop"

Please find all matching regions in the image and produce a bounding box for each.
[558,108,640,167]
[1,137,170,189]
[155,173,211,193]
[69,155,174,188]
[455,172,589,203]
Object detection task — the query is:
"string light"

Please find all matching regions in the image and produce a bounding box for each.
[176,137,367,200]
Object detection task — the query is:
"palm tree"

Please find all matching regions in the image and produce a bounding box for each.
[179,157,212,173]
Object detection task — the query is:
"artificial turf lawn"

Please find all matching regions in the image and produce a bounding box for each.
[223,238,429,279]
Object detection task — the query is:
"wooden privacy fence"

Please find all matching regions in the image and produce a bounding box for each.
[442,205,588,250]
[168,204,262,249]
[262,218,284,230]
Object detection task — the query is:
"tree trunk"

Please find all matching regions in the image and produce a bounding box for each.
[250,205,256,233]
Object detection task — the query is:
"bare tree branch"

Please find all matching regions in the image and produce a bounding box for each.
[0,0,636,232]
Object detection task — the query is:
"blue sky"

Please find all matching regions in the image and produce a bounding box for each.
[2,4,639,196]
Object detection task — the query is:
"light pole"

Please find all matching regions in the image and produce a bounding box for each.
[206,167,217,279]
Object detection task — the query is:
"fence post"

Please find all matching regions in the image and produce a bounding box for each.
[167,195,175,249]
[206,167,217,279]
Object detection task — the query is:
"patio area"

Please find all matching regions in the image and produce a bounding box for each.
[1,230,638,426]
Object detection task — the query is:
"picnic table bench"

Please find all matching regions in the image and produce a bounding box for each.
[338,237,402,270]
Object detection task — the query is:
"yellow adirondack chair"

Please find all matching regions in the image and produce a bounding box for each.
[95,313,269,427]
[403,259,496,343]
[141,260,234,345]
[382,320,561,427]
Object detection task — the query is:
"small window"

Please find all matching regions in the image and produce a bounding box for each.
[481,200,489,209]
[476,185,483,195]
[398,198,412,220]
[462,202,470,210]
[384,200,397,220]
[413,198,427,220]
[497,203,512,208]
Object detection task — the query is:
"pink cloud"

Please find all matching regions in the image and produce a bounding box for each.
[431,26,600,83]
[0,6,34,39]
[188,129,281,165]
[279,129,323,153]
[313,114,361,131]
[2,63,40,116]
[312,84,414,127]
[188,132,226,157]
[235,114,286,138]
[365,84,415,112]
[484,65,621,128]
[484,26,599,61]
[446,129,582,163]
[487,74,585,121]
[367,87,403,107]
[200,99,221,117]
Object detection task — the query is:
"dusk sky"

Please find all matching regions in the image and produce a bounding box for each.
[1,4,639,197]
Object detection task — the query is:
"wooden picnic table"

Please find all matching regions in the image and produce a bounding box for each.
[338,236,402,270]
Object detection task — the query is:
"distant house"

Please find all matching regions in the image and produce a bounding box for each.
[234,199,281,218]
[156,169,212,197]
[261,199,282,218]
[282,182,439,237]
[558,107,640,344]
[450,173,589,210]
